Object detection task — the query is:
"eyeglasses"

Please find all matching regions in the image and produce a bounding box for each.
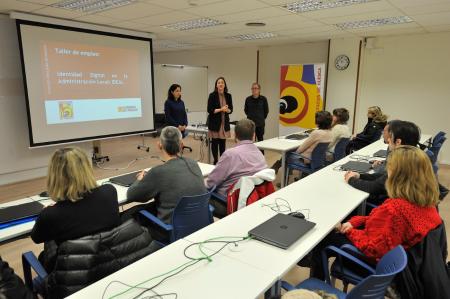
[251,87,260,90]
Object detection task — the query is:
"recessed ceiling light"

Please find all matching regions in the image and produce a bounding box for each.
[246,22,266,27]
[154,40,197,49]
[282,0,379,13]
[162,18,226,31]
[226,32,277,41]
[52,0,137,13]
[335,16,413,29]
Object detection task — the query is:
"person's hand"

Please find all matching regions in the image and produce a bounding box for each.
[344,171,359,182]
[372,160,384,167]
[178,125,185,132]
[136,170,147,181]
[337,222,353,234]
[221,105,229,112]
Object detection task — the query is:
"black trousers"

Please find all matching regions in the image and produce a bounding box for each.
[310,231,352,280]
[255,126,265,142]
[211,138,226,164]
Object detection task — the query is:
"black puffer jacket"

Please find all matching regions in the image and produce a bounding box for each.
[0,256,35,299]
[46,219,159,299]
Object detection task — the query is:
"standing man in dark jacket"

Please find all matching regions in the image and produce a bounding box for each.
[244,83,269,143]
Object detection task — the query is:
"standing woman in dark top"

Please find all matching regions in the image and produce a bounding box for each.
[164,84,188,137]
[207,77,233,164]
[346,106,388,153]
[31,147,120,270]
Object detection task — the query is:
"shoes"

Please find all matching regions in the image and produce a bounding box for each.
[271,159,282,174]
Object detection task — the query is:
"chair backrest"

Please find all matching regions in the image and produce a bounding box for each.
[429,138,446,163]
[310,142,330,170]
[333,138,350,161]
[348,246,407,299]
[170,190,213,242]
[433,131,446,146]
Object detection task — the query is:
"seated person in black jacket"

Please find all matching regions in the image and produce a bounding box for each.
[344,120,421,206]
[0,256,34,299]
[31,147,121,271]
[346,106,387,153]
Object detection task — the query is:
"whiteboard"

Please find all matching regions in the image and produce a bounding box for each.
[153,64,208,115]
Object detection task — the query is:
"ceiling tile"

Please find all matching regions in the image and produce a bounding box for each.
[16,0,58,4]
[134,11,199,26]
[424,24,450,32]
[97,2,170,20]
[141,0,223,10]
[32,6,84,18]
[412,11,450,26]
[275,24,337,36]
[185,0,269,17]
[74,14,119,25]
[320,9,407,25]
[215,6,290,23]
[110,20,148,30]
[0,0,45,13]
[387,0,448,7]
[299,0,396,19]
[399,2,450,15]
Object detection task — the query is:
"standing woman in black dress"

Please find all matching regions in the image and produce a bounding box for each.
[207,77,233,164]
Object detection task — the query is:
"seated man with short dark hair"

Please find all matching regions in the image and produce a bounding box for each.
[206,119,267,216]
[126,126,206,241]
[344,120,421,206]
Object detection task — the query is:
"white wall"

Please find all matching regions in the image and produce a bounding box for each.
[258,41,329,138]
[326,37,362,132]
[0,15,90,185]
[154,47,258,123]
[357,32,450,164]
[155,41,329,139]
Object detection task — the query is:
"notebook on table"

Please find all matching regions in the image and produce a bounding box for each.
[248,213,316,249]
[109,171,141,187]
[341,161,372,173]
[0,201,44,227]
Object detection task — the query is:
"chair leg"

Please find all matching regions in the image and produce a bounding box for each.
[343,282,349,293]
[284,166,289,186]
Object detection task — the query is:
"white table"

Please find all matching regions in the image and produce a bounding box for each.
[0,162,214,244]
[66,238,277,299]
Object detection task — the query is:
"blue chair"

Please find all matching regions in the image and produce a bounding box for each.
[22,251,48,296]
[329,137,350,162]
[429,137,446,164]
[139,188,215,244]
[433,131,446,145]
[281,245,407,299]
[285,142,330,185]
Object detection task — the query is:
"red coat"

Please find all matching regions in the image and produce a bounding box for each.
[226,181,275,215]
[347,198,442,261]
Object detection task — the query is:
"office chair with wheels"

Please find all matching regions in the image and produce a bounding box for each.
[285,142,330,185]
[281,245,407,299]
[139,187,215,244]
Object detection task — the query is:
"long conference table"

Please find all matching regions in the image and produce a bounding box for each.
[0,162,215,244]
[66,135,434,299]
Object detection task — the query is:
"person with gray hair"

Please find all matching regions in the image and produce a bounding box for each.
[125,126,206,242]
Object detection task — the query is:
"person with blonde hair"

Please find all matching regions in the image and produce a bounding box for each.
[308,145,441,280]
[31,147,120,266]
[346,106,388,153]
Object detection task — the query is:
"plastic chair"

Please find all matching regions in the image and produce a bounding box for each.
[139,188,215,244]
[281,245,407,299]
[284,142,330,185]
[433,131,446,145]
[429,137,446,164]
[22,251,48,296]
[329,137,350,162]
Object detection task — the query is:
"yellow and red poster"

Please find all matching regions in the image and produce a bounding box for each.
[279,64,325,135]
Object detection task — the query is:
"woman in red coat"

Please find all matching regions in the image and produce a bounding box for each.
[310,145,442,279]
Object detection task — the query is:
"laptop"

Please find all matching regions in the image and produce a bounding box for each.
[341,161,372,173]
[248,213,316,249]
[372,149,388,158]
[0,201,44,225]
[285,133,308,140]
[109,171,141,187]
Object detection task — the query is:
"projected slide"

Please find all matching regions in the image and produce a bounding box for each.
[41,42,142,124]
[17,20,154,146]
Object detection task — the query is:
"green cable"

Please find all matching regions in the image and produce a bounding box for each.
[107,235,251,299]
